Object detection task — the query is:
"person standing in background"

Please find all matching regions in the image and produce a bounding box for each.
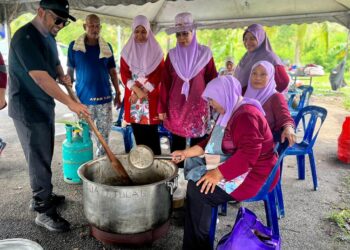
[68,14,121,157]
[219,56,235,76]
[0,51,7,154]
[158,12,217,167]
[120,15,164,155]
[8,0,89,232]
[235,23,289,94]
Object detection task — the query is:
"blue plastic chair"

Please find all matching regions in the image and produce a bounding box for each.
[158,123,172,148]
[288,85,313,120]
[281,105,327,192]
[275,106,327,219]
[209,141,290,248]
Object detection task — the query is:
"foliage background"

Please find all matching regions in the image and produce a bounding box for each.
[7,14,350,109]
[9,13,350,72]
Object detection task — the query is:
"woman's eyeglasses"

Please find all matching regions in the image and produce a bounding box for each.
[176,31,190,38]
[46,10,70,27]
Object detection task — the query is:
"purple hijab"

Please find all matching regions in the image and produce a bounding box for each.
[235,24,282,88]
[202,75,265,127]
[121,15,163,77]
[245,60,277,105]
[169,31,212,100]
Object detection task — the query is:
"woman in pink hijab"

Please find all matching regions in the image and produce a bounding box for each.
[235,24,290,94]
[245,60,296,146]
[120,15,164,154]
[158,12,217,163]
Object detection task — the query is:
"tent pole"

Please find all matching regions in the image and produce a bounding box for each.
[117,25,121,61]
[4,5,11,48]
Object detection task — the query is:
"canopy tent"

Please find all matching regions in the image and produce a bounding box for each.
[1,0,350,32]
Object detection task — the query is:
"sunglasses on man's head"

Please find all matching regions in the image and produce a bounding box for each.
[176,31,190,38]
[46,9,70,27]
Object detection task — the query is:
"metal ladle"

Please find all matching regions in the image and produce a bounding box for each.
[128,145,176,170]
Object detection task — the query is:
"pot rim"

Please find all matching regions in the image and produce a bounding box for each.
[78,155,179,189]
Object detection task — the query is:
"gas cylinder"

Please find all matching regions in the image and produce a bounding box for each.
[338,116,350,164]
[62,122,93,184]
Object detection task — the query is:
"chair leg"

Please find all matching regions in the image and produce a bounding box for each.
[266,192,280,236]
[296,155,305,180]
[308,151,318,191]
[209,206,219,249]
[124,126,134,153]
[219,203,227,216]
[275,180,285,218]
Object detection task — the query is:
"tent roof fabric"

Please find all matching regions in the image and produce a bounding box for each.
[1,0,350,30]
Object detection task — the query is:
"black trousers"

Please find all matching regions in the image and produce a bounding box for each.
[131,123,161,155]
[13,119,55,212]
[171,133,207,168]
[183,181,234,250]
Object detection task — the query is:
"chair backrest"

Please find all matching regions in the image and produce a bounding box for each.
[296,85,313,110]
[245,140,289,202]
[293,105,327,149]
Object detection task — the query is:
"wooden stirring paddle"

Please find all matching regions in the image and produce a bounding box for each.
[64,84,132,184]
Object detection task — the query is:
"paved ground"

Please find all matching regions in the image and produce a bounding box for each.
[0,94,350,250]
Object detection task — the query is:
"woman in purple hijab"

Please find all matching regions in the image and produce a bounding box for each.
[245,60,296,146]
[158,12,217,166]
[235,24,289,94]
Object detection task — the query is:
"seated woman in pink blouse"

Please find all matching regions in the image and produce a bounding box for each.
[235,24,289,94]
[245,60,296,146]
[171,75,278,249]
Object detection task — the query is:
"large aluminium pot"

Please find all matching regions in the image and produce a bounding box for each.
[78,154,178,234]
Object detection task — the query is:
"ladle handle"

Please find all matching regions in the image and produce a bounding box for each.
[154,155,176,160]
[64,84,132,182]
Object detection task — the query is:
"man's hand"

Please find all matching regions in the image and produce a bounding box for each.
[196,169,223,194]
[114,94,122,108]
[59,74,73,88]
[67,102,90,119]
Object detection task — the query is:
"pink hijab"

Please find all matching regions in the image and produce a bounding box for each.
[245,60,277,105]
[169,29,212,100]
[235,24,282,88]
[202,75,265,127]
[121,15,163,77]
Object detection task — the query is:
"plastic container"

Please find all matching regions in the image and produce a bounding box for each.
[0,238,43,250]
[338,116,350,163]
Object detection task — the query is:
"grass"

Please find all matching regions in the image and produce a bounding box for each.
[328,175,350,241]
[329,210,350,236]
[295,72,350,110]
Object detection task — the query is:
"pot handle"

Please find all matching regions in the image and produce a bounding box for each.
[166,175,178,195]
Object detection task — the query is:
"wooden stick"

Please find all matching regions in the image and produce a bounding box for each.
[64,85,132,184]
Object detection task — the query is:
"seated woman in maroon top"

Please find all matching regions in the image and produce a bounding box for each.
[245,60,296,146]
[171,75,278,249]
[235,24,289,94]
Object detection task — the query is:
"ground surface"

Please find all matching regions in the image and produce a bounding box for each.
[0,95,350,250]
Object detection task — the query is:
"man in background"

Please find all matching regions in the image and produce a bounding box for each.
[68,14,121,157]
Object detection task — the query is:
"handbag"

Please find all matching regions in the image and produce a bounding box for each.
[217,207,281,250]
